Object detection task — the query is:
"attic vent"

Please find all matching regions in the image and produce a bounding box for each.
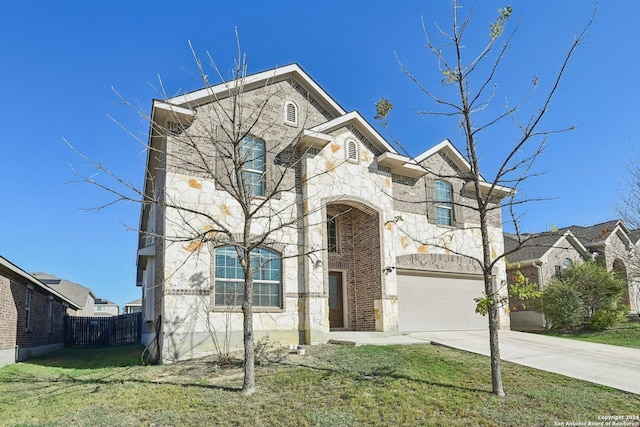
[284,101,298,126]
[346,124,382,157]
[347,140,358,163]
[288,78,335,121]
[166,121,184,136]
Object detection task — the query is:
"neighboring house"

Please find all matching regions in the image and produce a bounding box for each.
[32,273,97,316]
[564,220,637,313]
[31,273,118,317]
[504,231,590,330]
[137,64,513,363]
[94,298,119,316]
[124,299,142,314]
[505,220,640,330]
[0,256,81,367]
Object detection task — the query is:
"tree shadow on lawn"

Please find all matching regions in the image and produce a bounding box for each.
[23,344,147,369]
[0,368,241,396]
[275,355,491,395]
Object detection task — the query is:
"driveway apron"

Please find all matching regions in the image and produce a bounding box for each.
[408,330,640,395]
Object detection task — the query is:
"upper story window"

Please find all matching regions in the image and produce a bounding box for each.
[434,180,453,226]
[562,258,571,269]
[284,101,298,126]
[327,215,338,252]
[346,140,359,163]
[239,136,266,196]
[214,246,282,308]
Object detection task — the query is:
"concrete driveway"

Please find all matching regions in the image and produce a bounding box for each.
[405,330,640,395]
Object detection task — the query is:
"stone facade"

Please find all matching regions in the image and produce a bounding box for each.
[138,65,512,363]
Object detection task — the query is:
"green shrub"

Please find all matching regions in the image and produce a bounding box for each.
[562,261,627,317]
[589,307,630,331]
[541,280,584,329]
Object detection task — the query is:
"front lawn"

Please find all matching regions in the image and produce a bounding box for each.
[536,321,640,349]
[0,343,638,426]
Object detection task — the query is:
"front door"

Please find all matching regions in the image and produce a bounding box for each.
[328,271,344,329]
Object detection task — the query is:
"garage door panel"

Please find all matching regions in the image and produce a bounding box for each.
[397,274,487,332]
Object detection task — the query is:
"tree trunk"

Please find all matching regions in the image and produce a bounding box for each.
[487,275,505,397]
[480,210,505,397]
[241,271,255,395]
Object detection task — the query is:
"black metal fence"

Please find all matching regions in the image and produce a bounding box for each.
[64,312,142,347]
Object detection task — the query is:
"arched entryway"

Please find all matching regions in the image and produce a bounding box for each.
[326,201,382,331]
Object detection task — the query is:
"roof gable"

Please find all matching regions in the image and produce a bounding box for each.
[167,63,347,118]
[504,231,589,264]
[308,111,397,156]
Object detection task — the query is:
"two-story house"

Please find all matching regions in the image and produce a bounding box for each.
[505,220,639,330]
[137,64,513,363]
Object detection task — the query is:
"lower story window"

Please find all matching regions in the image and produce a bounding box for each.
[214,246,282,308]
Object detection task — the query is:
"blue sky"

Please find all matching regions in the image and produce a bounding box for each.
[1,1,636,308]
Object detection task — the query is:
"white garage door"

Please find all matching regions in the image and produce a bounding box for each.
[397,273,487,332]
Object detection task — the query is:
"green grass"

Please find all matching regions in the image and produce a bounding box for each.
[536,321,640,349]
[1,343,639,426]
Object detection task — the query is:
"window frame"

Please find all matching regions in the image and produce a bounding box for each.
[25,286,32,331]
[237,135,266,197]
[434,180,454,226]
[213,246,283,310]
[327,214,338,253]
[47,297,53,333]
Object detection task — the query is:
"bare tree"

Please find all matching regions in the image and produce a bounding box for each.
[377,1,594,396]
[69,39,336,395]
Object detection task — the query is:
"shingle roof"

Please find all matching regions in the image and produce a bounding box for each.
[504,232,572,263]
[505,220,629,264]
[31,272,94,309]
[0,257,81,309]
[556,220,624,246]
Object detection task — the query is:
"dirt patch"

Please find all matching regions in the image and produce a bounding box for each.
[150,344,341,386]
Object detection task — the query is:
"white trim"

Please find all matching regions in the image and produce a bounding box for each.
[168,64,346,117]
[297,129,333,150]
[463,180,515,198]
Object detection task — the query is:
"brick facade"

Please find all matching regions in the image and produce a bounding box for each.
[328,203,382,332]
[507,264,540,312]
[0,262,70,366]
